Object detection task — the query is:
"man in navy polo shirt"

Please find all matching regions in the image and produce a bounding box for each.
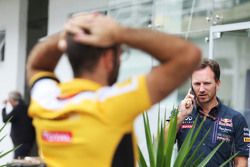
[173,59,249,166]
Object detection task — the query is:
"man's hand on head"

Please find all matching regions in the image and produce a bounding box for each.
[58,13,123,50]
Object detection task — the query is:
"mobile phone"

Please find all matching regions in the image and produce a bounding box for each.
[190,86,197,109]
[190,87,195,96]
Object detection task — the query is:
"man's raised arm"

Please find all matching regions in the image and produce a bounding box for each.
[66,13,201,104]
[26,33,63,82]
[119,28,201,104]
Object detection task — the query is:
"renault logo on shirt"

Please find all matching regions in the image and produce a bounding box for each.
[42,130,73,143]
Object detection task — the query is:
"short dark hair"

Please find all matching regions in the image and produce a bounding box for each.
[65,33,118,77]
[196,58,220,81]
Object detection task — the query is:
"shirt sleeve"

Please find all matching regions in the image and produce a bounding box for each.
[28,72,60,118]
[98,75,152,125]
[29,71,59,88]
[233,113,249,157]
[1,102,13,122]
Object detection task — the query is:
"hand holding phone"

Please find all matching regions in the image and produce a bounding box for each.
[184,88,194,108]
[178,89,195,118]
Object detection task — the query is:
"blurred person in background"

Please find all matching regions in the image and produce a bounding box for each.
[1,91,35,159]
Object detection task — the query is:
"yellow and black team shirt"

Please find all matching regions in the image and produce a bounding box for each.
[28,72,152,167]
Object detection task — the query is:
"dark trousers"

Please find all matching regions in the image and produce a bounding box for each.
[13,142,33,159]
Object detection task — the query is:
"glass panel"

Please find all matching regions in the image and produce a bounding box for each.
[108,0,153,27]
[177,31,211,98]
[152,0,250,34]
[108,0,154,80]
[212,0,250,25]
[107,0,250,35]
[107,0,250,105]
[119,49,153,81]
[153,0,213,34]
[213,29,250,121]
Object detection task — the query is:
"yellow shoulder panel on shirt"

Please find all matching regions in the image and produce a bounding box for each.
[99,75,152,125]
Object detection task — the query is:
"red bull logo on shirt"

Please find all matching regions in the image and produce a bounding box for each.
[218,118,233,127]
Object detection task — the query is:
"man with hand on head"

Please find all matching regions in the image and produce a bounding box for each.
[169,59,249,167]
[27,13,201,167]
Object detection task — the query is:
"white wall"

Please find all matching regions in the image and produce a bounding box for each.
[0,0,28,164]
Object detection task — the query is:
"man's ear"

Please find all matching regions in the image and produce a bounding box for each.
[216,80,221,90]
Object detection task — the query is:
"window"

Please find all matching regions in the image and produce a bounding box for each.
[0,30,5,61]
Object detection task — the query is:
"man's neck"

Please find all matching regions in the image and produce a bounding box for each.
[199,97,218,114]
[80,71,108,86]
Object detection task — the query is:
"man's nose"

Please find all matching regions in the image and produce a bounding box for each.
[199,85,205,92]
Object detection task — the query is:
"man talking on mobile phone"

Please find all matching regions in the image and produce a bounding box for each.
[167,58,249,167]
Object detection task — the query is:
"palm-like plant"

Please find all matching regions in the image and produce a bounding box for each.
[138,108,238,167]
[0,118,20,167]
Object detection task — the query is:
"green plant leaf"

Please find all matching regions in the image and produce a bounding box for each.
[138,107,235,167]
[164,108,178,167]
[0,164,7,167]
[143,113,156,167]
[185,127,211,167]
[174,118,198,167]
[153,110,162,159]
[156,123,165,167]
[219,152,239,167]
[192,152,205,167]
[138,146,148,167]
[157,109,161,137]
[0,116,16,167]
[0,135,7,143]
[189,118,205,147]
[197,141,224,167]
[0,144,21,159]
[0,116,12,133]
[163,109,167,130]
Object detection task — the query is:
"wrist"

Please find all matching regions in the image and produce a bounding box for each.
[178,112,188,122]
[114,26,131,44]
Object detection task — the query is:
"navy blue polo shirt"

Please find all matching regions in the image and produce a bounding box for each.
[176,100,250,166]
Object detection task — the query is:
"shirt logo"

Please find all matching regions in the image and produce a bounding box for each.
[181,124,193,129]
[185,116,193,121]
[42,130,72,143]
[243,128,250,137]
[217,136,231,142]
[244,128,249,131]
[218,118,233,127]
[218,126,232,133]
[216,133,231,142]
[243,137,250,143]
